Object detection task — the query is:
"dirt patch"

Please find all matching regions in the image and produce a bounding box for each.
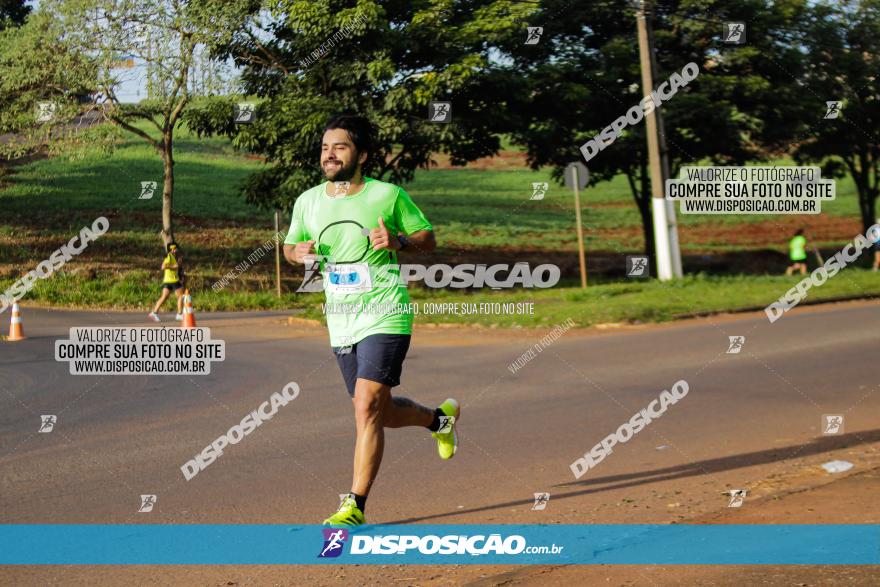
[0,208,264,232]
[682,215,863,248]
[430,150,530,170]
[591,200,635,208]
[584,215,863,251]
[0,238,851,285]
[5,463,879,586]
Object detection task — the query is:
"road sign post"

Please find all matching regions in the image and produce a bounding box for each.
[565,162,589,289]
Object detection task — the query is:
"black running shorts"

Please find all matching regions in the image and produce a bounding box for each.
[332,333,411,397]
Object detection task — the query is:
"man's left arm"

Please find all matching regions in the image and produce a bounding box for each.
[386,187,437,254]
[369,217,436,253]
[397,229,436,253]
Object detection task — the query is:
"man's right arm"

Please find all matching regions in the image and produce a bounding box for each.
[283,244,296,265]
[283,196,313,265]
[283,240,315,265]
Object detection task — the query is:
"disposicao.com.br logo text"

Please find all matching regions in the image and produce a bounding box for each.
[324,532,564,557]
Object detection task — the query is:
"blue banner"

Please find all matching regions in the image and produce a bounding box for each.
[1,524,877,565]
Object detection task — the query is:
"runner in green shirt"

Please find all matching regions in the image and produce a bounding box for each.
[785,229,808,276]
[283,114,460,527]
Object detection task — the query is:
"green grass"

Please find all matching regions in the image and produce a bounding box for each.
[295,268,880,327]
[14,267,880,327]
[1,122,876,323]
[1,123,265,222]
[398,158,864,255]
[19,270,300,312]
[0,123,864,251]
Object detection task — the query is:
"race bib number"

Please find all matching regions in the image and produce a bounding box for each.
[325,263,372,293]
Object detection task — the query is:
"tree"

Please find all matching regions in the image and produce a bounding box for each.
[0,10,97,156]
[0,0,30,31]
[497,0,811,265]
[186,0,537,211]
[26,0,248,245]
[794,0,880,233]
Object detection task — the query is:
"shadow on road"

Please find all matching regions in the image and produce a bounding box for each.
[387,429,880,524]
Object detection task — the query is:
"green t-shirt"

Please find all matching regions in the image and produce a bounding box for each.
[284,177,433,346]
[789,235,807,261]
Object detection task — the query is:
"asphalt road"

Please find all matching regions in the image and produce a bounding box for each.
[1,301,879,584]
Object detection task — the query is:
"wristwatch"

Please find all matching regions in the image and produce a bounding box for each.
[397,235,410,251]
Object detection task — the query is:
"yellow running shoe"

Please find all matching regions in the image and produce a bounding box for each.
[322,495,365,527]
[431,398,460,460]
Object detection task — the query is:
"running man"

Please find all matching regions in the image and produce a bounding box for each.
[148,242,185,322]
[785,229,808,276]
[283,114,459,527]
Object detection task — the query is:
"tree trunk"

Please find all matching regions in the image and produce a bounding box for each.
[160,130,175,246]
[625,162,656,277]
[635,159,656,275]
[851,153,877,234]
[859,191,877,234]
[637,199,655,269]
[862,154,878,234]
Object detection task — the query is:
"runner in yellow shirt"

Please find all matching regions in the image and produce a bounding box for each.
[148,242,185,322]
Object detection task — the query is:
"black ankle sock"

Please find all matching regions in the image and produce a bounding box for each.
[348,492,367,513]
[427,408,445,432]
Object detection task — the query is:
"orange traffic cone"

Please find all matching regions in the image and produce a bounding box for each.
[181,289,197,329]
[7,302,26,341]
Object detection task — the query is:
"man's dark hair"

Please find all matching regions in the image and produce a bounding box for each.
[323,113,375,161]
[794,228,804,237]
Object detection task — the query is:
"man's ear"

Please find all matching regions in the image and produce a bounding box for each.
[358,150,369,166]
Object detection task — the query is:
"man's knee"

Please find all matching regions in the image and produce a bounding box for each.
[354,381,388,423]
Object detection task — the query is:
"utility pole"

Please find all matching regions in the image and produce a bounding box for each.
[644,7,683,278]
[635,0,682,279]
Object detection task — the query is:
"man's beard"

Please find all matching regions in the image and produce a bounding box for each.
[322,158,358,182]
